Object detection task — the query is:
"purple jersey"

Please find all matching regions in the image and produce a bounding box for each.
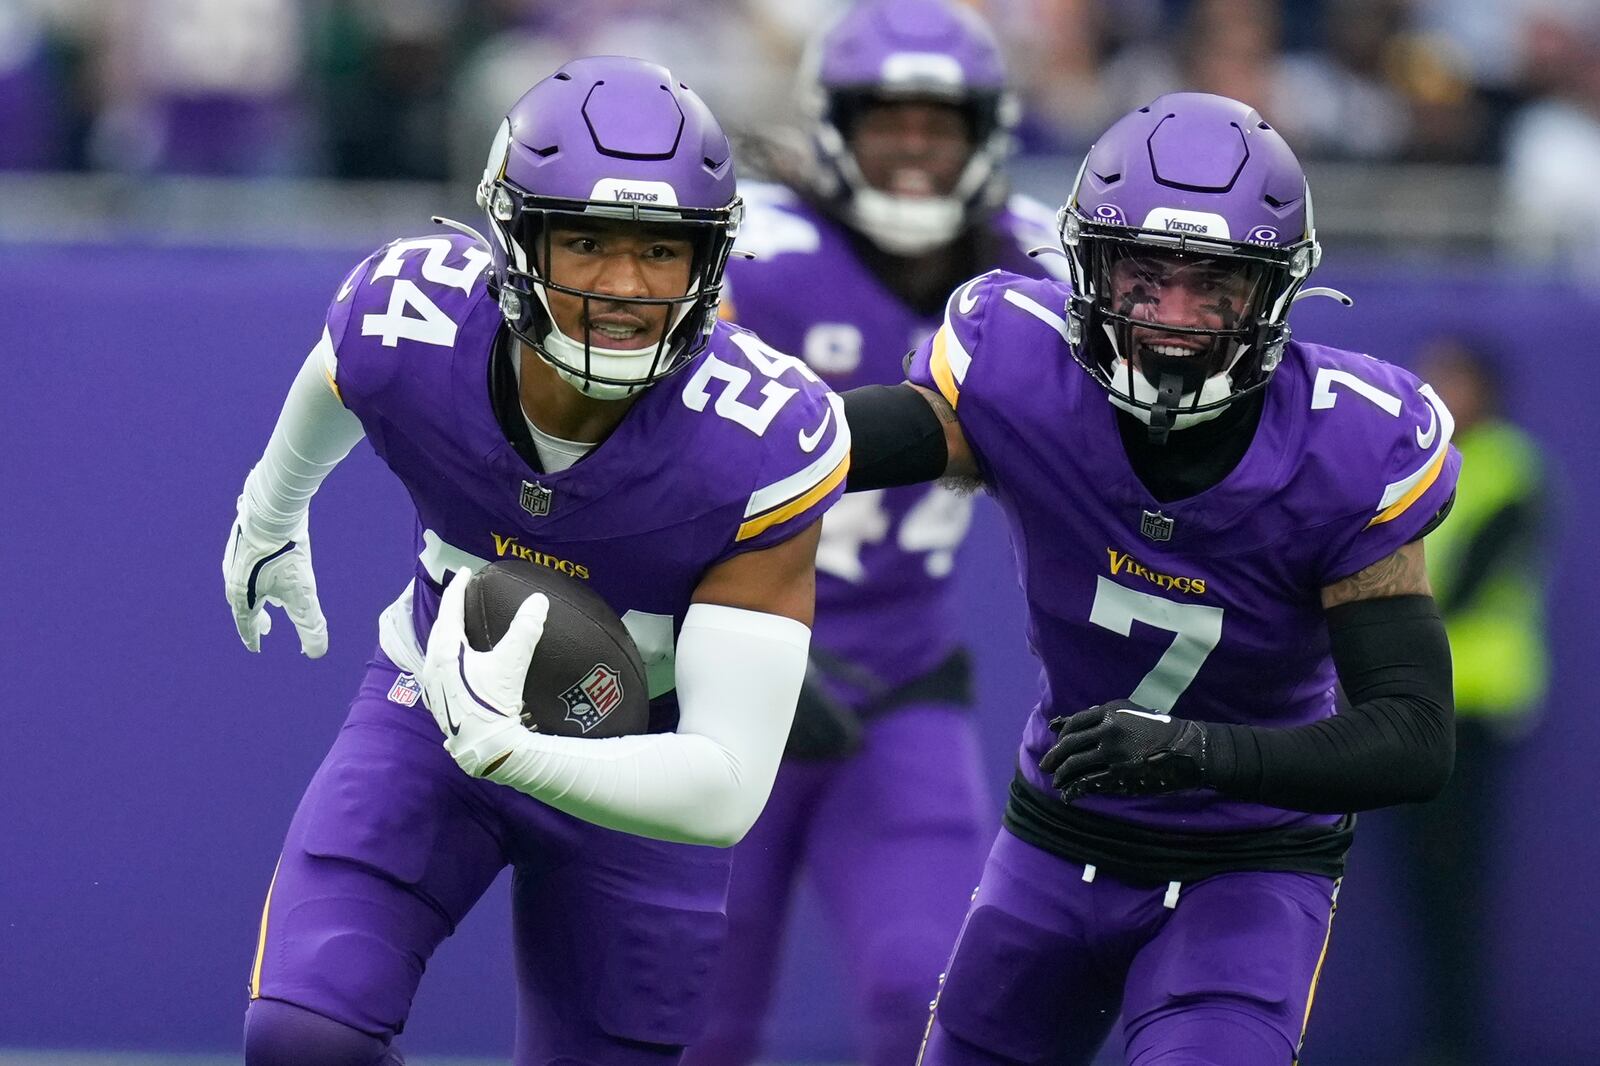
[319,232,848,710]
[721,183,1064,698]
[908,271,1461,834]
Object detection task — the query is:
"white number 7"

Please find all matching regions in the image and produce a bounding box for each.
[1089,578,1223,712]
[1311,367,1402,416]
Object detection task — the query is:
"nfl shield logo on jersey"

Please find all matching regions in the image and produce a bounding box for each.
[386,673,423,707]
[560,664,625,734]
[520,480,553,517]
[1140,510,1175,542]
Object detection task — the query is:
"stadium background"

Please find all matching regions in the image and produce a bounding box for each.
[2,1,1596,1064]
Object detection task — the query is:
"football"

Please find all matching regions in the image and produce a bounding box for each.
[462,559,651,739]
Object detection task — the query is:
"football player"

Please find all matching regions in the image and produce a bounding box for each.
[842,93,1459,1065]
[685,5,1063,1066]
[223,58,848,1066]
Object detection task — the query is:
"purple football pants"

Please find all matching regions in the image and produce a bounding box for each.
[245,654,732,1066]
[919,827,1340,1066]
[683,705,992,1066]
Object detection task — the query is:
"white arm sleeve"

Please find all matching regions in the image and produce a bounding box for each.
[482,603,810,847]
[241,333,366,540]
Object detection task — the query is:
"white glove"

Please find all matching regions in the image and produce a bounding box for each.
[222,494,329,658]
[418,568,550,777]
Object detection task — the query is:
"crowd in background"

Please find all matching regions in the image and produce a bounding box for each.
[4,0,1600,273]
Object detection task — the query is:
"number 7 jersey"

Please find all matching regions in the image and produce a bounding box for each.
[908,270,1461,834]
[315,232,848,717]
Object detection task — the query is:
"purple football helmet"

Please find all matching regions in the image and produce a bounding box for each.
[477,56,742,398]
[800,0,1017,256]
[1059,93,1321,439]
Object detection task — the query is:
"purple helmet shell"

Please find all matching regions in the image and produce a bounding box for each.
[478,56,742,397]
[800,0,1017,255]
[1059,93,1321,437]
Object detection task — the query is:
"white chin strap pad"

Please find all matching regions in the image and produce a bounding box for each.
[1108,356,1234,430]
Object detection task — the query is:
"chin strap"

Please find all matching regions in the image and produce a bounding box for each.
[1147,371,1185,445]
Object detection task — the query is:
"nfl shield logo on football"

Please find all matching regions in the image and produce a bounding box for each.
[1139,510,1175,542]
[559,663,624,734]
[520,480,553,518]
[386,673,423,707]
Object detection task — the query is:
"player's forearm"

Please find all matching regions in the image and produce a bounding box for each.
[484,604,809,846]
[242,343,365,540]
[1204,596,1455,813]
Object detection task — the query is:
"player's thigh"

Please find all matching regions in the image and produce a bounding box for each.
[250,660,509,1037]
[1121,871,1339,1066]
[922,828,1122,1066]
[810,706,990,990]
[693,762,829,1035]
[510,823,735,1063]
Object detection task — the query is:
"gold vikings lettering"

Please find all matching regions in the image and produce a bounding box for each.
[492,533,591,580]
[1106,548,1207,596]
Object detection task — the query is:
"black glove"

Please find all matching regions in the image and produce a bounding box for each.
[784,667,864,761]
[1041,700,1210,801]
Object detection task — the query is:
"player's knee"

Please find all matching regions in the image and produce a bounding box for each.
[1126,1006,1292,1066]
[245,998,402,1066]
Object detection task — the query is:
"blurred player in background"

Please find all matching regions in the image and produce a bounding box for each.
[223,57,848,1066]
[842,92,1460,1065]
[1395,336,1550,1066]
[684,4,1063,1065]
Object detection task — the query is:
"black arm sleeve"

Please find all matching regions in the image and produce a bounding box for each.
[841,384,949,491]
[1204,595,1455,813]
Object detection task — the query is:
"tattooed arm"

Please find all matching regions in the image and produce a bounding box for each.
[1193,539,1455,812]
[1321,540,1432,609]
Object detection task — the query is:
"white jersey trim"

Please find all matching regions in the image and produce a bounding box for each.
[743,392,851,518]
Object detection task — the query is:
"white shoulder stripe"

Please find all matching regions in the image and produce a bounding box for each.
[1003,289,1073,343]
[1377,385,1455,512]
[745,392,850,517]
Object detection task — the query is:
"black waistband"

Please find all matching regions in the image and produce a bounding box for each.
[1002,773,1355,885]
[809,646,973,718]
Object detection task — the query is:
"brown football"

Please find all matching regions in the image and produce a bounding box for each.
[462,558,650,739]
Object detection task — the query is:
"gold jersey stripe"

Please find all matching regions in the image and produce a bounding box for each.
[1366,448,1447,528]
[929,326,961,408]
[250,858,282,1000]
[323,367,343,404]
[717,296,738,322]
[736,454,850,542]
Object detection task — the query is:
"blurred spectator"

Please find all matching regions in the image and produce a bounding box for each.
[1393,335,1551,1066]
[1092,0,1415,159]
[0,0,65,169]
[1502,4,1600,281]
[89,0,311,175]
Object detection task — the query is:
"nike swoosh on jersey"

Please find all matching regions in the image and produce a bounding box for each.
[1415,403,1438,449]
[798,407,833,453]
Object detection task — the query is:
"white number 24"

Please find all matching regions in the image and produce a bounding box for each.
[359,238,491,349]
